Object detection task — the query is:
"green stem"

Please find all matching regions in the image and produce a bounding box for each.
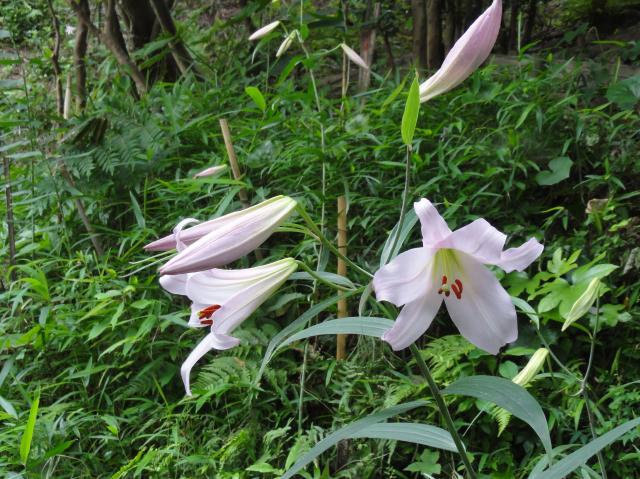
[296,205,373,279]
[387,145,412,263]
[409,344,478,479]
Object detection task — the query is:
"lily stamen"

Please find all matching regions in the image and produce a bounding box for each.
[198,304,221,325]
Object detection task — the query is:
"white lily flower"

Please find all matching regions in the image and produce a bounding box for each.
[146,196,297,275]
[419,0,502,102]
[249,20,281,41]
[161,258,298,395]
[373,198,543,354]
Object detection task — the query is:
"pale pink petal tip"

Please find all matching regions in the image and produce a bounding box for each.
[341,43,369,70]
[194,165,227,178]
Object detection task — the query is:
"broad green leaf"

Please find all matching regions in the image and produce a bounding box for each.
[606,75,640,110]
[443,375,552,456]
[401,75,420,145]
[245,86,266,112]
[562,278,600,331]
[350,423,456,451]
[531,417,640,479]
[275,317,394,351]
[535,156,573,186]
[20,389,40,465]
[281,400,427,479]
[512,297,540,328]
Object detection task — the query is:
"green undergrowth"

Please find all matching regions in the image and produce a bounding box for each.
[1,31,639,478]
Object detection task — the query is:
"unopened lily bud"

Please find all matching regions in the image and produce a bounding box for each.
[249,20,281,41]
[194,165,227,178]
[152,196,297,274]
[276,30,297,58]
[341,43,369,70]
[419,0,502,102]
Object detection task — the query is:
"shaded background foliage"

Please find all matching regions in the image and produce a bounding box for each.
[1,0,639,477]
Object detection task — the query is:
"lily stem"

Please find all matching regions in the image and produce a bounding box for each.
[296,205,374,279]
[387,145,412,261]
[409,344,478,479]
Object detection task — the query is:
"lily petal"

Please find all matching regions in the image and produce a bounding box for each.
[160,274,188,296]
[208,261,298,335]
[419,0,502,102]
[495,237,544,273]
[187,260,295,306]
[180,331,241,396]
[443,252,517,354]
[415,199,452,246]
[373,247,433,306]
[437,218,506,265]
[381,286,443,351]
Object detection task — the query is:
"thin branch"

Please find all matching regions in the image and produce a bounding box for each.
[45,0,64,116]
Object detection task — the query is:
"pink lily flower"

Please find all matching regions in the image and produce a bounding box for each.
[160,258,298,395]
[373,198,543,354]
[419,0,502,102]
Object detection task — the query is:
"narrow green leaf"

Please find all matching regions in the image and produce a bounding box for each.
[256,292,359,383]
[380,208,418,267]
[129,191,145,229]
[443,375,552,456]
[401,75,420,145]
[20,389,40,465]
[289,271,355,289]
[281,400,427,479]
[245,86,266,112]
[275,317,394,352]
[350,423,457,451]
[531,417,640,479]
[0,394,17,418]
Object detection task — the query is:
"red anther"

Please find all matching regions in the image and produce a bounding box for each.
[444,291,450,297]
[455,279,463,292]
[451,283,462,300]
[437,288,443,295]
[198,304,221,320]
[441,275,448,285]
[200,318,213,326]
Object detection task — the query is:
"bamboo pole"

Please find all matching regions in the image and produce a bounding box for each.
[3,154,17,281]
[219,119,250,208]
[336,195,348,360]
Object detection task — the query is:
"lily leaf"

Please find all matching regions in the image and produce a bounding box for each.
[443,375,552,456]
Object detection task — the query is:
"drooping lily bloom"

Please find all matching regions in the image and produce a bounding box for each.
[249,20,281,41]
[160,258,298,395]
[373,198,543,354]
[419,0,502,102]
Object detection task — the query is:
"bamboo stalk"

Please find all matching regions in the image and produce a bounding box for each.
[219,119,250,208]
[336,195,348,360]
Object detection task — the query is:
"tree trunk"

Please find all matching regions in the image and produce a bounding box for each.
[73,0,89,110]
[426,0,443,68]
[357,1,380,92]
[523,0,536,44]
[412,0,427,69]
[508,0,520,52]
[149,0,199,77]
[443,0,457,55]
[45,0,64,116]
